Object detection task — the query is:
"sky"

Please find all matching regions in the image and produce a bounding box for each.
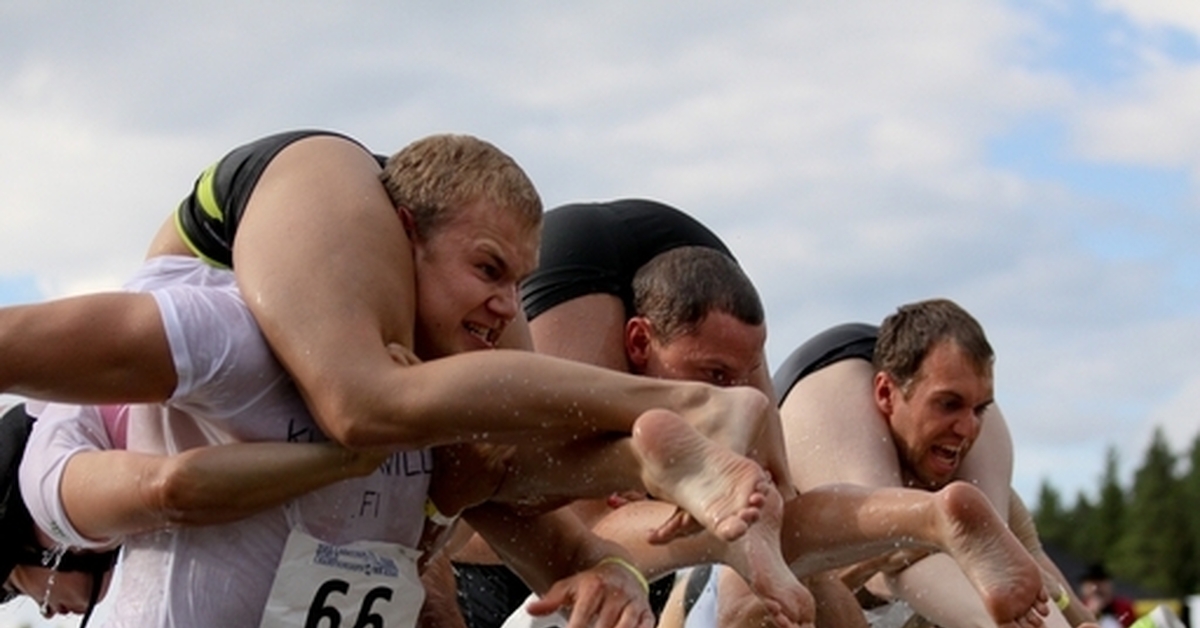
[2,0,1200,624]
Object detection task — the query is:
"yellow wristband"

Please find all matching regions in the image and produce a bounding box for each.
[424,498,458,527]
[1053,586,1070,611]
[598,556,649,595]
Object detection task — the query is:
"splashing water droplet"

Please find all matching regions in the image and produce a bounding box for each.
[39,545,69,615]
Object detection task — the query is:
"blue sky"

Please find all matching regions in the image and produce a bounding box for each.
[2,3,1200,623]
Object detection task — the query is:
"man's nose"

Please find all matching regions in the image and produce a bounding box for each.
[955,411,982,437]
[490,284,519,319]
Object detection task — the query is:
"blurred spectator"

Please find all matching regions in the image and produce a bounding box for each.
[1079,563,1135,627]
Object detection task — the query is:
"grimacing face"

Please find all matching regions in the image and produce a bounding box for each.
[628,310,767,388]
[410,198,539,360]
[875,340,993,490]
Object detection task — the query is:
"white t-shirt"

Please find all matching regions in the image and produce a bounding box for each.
[21,403,128,549]
[21,256,432,628]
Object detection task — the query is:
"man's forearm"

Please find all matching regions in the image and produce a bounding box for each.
[464,501,605,594]
[419,553,469,628]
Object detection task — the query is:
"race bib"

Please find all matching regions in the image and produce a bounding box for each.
[259,528,424,628]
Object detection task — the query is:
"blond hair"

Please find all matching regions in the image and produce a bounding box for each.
[379,134,542,239]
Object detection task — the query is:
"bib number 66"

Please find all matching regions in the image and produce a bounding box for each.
[304,579,394,628]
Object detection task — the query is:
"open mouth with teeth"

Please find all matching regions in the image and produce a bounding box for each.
[465,322,500,348]
[929,443,963,473]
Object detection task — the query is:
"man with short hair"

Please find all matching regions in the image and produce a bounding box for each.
[451,199,802,628]
[753,298,1084,628]
[520,199,765,385]
[520,199,777,544]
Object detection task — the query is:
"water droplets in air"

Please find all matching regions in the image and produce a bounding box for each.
[39,545,69,616]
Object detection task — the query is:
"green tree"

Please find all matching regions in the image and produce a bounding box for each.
[1111,428,1189,595]
[1067,491,1097,560]
[1092,447,1127,566]
[1179,432,1200,592]
[1033,479,1070,547]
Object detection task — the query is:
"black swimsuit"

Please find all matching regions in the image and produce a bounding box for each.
[174,129,381,268]
[458,199,731,628]
[520,198,734,321]
[772,323,879,404]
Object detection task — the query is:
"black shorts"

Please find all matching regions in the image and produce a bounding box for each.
[520,199,732,321]
[455,563,530,628]
[772,323,878,404]
[174,129,381,268]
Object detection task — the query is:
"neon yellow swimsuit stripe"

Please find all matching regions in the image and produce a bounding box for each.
[174,207,229,268]
[195,163,224,221]
[173,204,230,269]
[172,161,230,268]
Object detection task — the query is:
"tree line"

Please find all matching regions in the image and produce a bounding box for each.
[1033,427,1200,597]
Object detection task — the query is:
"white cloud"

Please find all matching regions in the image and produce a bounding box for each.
[1072,63,1200,167]
[0,105,211,295]
[1144,372,1200,455]
[1060,1,1200,192]
[1102,0,1200,35]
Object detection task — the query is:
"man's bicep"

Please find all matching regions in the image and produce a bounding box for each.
[59,449,169,544]
[21,406,123,549]
[0,292,175,403]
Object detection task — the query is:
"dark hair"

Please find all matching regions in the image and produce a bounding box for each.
[1080,563,1113,583]
[874,298,993,394]
[0,404,38,584]
[632,246,764,343]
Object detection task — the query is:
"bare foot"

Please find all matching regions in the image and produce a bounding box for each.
[631,409,769,543]
[685,387,797,499]
[715,482,816,627]
[935,482,1048,627]
[632,409,812,626]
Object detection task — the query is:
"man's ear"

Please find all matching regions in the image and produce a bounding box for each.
[396,205,417,239]
[874,371,896,417]
[625,317,654,374]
